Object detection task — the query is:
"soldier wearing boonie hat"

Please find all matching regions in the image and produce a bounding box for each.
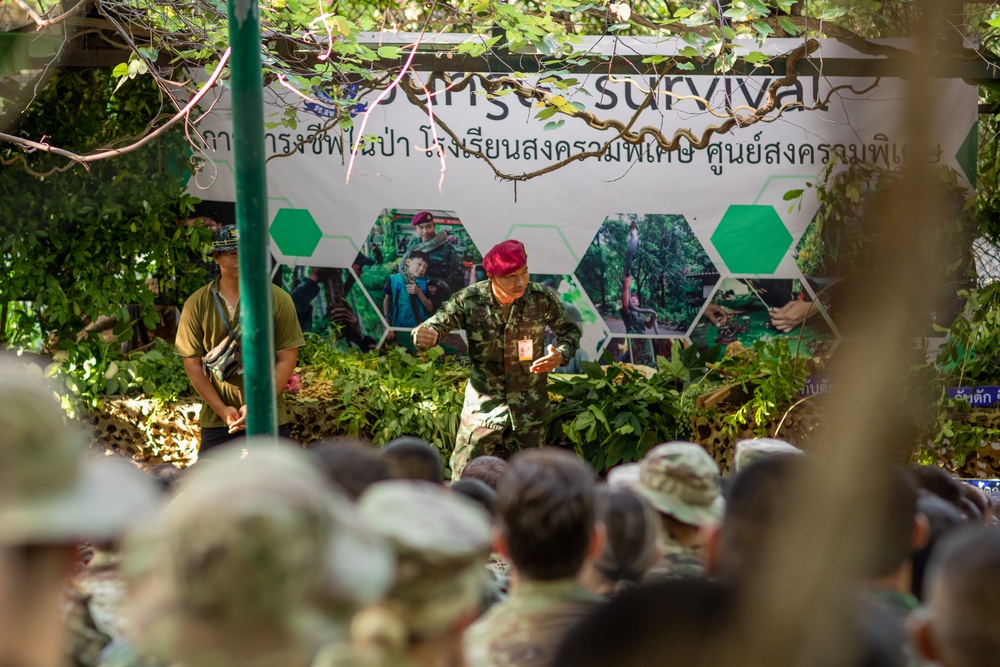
[350,480,491,665]
[0,359,160,667]
[412,239,581,478]
[121,441,394,667]
[174,222,305,454]
[733,437,803,472]
[611,441,724,580]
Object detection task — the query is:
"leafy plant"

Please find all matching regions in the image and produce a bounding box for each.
[46,337,194,418]
[1,68,209,350]
[705,338,812,436]
[299,336,468,463]
[547,340,720,472]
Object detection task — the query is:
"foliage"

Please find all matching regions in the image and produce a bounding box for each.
[546,340,724,471]
[299,336,468,459]
[912,283,1000,466]
[1,0,967,180]
[1,68,209,349]
[975,82,1000,245]
[47,337,194,418]
[704,338,812,435]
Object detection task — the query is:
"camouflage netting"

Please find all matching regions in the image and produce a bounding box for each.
[85,379,1000,477]
[692,401,1000,478]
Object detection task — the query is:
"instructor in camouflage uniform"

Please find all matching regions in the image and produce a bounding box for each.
[412,239,581,477]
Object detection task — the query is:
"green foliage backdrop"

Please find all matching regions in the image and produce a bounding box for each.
[1,68,208,348]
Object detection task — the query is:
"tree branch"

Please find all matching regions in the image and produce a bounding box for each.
[393,39,844,184]
[0,48,231,177]
[13,0,90,29]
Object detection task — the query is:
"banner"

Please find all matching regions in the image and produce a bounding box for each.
[191,38,977,366]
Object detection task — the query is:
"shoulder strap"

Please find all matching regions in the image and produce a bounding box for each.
[211,283,240,332]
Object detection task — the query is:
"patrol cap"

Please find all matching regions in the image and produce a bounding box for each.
[358,481,491,637]
[0,359,160,545]
[211,224,239,253]
[733,438,804,471]
[482,239,528,277]
[631,441,724,528]
[124,441,394,663]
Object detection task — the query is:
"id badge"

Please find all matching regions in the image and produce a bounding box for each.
[518,339,534,362]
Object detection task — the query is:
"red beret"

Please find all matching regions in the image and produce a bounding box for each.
[483,240,528,277]
[411,211,434,227]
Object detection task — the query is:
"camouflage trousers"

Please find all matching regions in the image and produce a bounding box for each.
[450,416,545,479]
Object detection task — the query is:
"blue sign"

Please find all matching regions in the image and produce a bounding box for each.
[303,85,367,120]
[946,386,1000,407]
[801,375,833,397]
[961,479,1000,497]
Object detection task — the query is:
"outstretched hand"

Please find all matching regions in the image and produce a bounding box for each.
[413,325,439,351]
[530,344,564,374]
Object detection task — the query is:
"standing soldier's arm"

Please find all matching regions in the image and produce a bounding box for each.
[412,291,467,351]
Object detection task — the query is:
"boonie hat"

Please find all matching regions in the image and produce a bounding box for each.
[0,359,160,545]
[733,438,804,471]
[631,441,724,528]
[211,224,239,253]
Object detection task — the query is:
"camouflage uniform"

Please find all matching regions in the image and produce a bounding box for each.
[64,550,127,667]
[419,280,581,476]
[351,481,492,666]
[609,442,724,580]
[0,360,160,667]
[645,534,706,580]
[463,579,604,667]
[121,441,394,667]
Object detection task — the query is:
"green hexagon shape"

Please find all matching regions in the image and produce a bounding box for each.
[270,208,323,257]
[711,205,792,274]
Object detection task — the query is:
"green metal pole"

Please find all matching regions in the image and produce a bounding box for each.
[227,0,277,437]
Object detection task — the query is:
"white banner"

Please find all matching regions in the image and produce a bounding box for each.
[192,38,977,363]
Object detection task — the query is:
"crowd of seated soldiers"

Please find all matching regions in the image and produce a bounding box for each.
[1,359,998,667]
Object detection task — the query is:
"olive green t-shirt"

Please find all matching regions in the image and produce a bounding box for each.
[174,279,306,428]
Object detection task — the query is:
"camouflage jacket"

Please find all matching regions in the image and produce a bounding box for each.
[463,578,603,667]
[422,281,581,430]
[644,533,705,581]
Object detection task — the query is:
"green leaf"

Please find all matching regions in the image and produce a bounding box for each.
[543,120,565,131]
[778,17,802,35]
[535,105,558,120]
[783,189,804,200]
[377,45,401,59]
[675,62,695,71]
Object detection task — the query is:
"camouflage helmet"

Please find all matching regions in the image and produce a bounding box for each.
[734,438,804,471]
[0,358,160,545]
[211,224,239,254]
[631,441,724,527]
[357,481,491,639]
[124,441,394,666]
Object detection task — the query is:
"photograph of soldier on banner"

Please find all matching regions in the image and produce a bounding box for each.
[577,213,717,339]
[356,209,482,330]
